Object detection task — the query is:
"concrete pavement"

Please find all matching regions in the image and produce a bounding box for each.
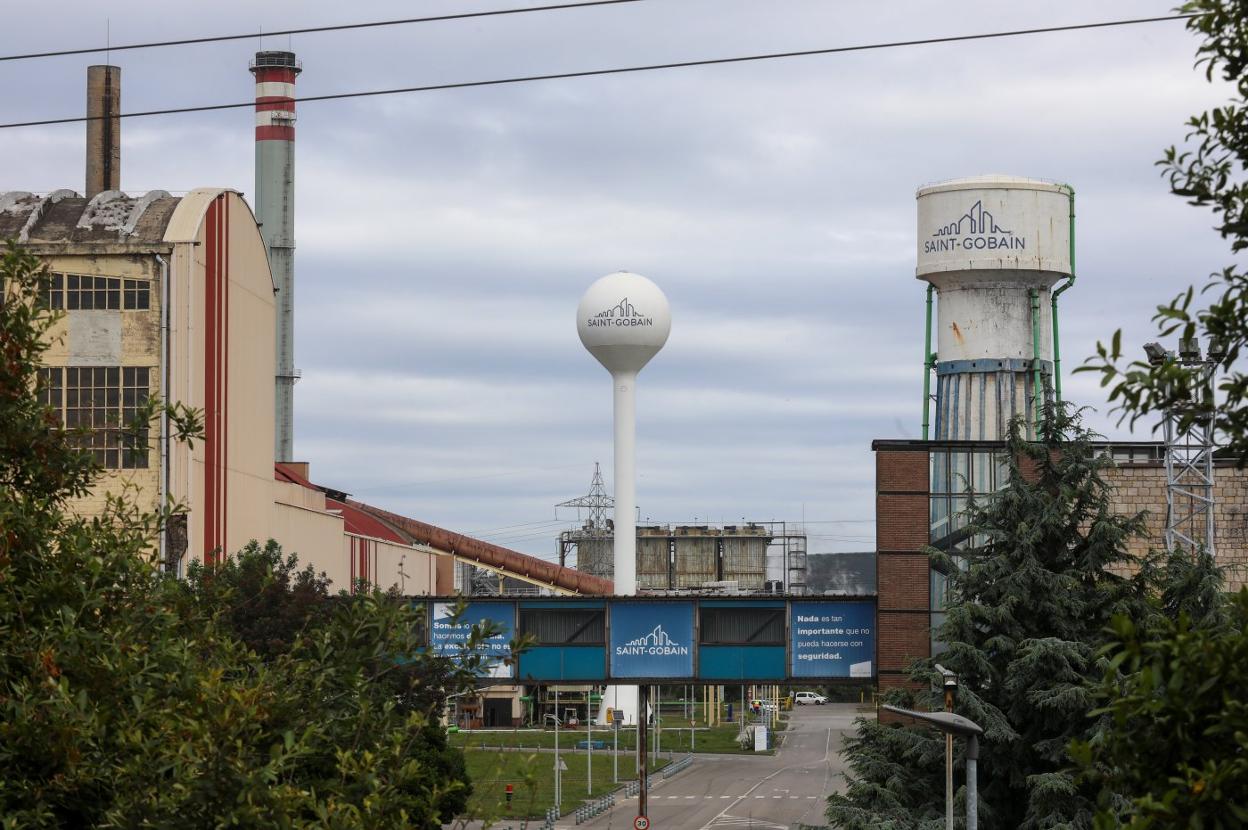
[571,704,865,830]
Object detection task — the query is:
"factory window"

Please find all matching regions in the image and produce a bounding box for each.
[45,273,63,309]
[699,607,784,645]
[38,366,151,469]
[519,608,605,645]
[123,279,150,310]
[47,274,150,311]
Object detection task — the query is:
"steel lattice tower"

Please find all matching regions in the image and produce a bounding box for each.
[1151,341,1220,556]
[557,462,615,533]
[1164,368,1217,556]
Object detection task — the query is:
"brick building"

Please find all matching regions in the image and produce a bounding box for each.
[874,439,1248,695]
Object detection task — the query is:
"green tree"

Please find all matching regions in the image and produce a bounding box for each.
[1073,585,1248,829]
[827,408,1159,829]
[1082,1,1248,460]
[0,242,486,828]
[1071,5,1248,825]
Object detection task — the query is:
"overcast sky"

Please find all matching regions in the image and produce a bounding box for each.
[1,0,1237,560]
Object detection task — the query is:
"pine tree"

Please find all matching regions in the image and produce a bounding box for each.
[828,407,1158,829]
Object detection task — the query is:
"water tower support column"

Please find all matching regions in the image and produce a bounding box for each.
[613,370,638,590]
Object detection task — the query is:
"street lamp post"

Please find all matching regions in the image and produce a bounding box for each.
[934,664,959,830]
[883,706,983,830]
[545,714,562,810]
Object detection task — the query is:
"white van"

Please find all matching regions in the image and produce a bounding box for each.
[794,691,828,705]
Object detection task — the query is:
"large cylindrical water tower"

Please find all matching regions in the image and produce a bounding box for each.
[917,176,1074,440]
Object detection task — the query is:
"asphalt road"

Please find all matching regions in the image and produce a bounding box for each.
[574,703,865,830]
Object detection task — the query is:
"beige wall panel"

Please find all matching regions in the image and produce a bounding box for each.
[221,192,277,557]
[274,479,327,512]
[271,501,347,584]
[371,538,437,594]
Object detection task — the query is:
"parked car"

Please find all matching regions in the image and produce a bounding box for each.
[794,691,828,705]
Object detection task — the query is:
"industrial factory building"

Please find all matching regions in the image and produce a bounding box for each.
[564,522,808,593]
[5,58,612,624]
[874,175,1248,697]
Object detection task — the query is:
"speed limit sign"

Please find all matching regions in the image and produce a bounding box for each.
[634,816,650,830]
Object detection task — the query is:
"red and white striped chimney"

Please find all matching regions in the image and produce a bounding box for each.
[250,51,301,462]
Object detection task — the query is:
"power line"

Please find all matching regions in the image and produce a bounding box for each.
[0,13,1195,131]
[0,0,647,63]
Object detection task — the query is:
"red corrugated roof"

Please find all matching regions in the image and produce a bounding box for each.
[273,463,612,594]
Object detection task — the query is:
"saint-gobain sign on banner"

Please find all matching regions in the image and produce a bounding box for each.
[610,602,695,678]
[789,601,874,679]
[431,602,515,679]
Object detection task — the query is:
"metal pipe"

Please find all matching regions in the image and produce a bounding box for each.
[1029,288,1043,433]
[922,284,935,439]
[966,734,980,830]
[1050,184,1076,401]
[156,253,170,573]
[638,685,649,820]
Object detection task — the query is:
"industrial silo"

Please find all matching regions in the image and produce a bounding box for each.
[673,526,718,588]
[636,526,671,590]
[918,176,1075,440]
[722,524,769,590]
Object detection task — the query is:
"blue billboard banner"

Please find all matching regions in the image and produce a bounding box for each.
[789,601,874,679]
[610,601,695,678]
[431,602,516,679]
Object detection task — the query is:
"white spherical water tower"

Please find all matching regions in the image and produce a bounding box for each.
[577,271,671,727]
[917,176,1075,440]
[577,272,672,592]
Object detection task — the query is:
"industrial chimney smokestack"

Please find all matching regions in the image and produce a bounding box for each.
[250,50,301,462]
[85,65,121,198]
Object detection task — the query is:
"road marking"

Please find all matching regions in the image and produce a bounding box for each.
[684,796,695,799]
[696,717,838,830]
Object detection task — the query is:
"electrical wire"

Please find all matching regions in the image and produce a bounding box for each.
[0,13,1195,130]
[0,0,647,63]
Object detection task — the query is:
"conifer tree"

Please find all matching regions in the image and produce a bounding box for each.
[827,407,1158,829]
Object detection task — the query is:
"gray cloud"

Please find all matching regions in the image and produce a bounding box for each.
[1,0,1238,555]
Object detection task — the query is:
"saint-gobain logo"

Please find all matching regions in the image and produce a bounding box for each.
[924,199,1025,254]
[615,624,689,656]
[586,297,655,328]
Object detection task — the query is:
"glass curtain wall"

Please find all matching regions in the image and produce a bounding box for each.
[929,447,1008,652]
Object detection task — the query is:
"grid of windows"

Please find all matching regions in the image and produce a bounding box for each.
[46,274,150,311]
[38,366,151,469]
[929,448,1009,653]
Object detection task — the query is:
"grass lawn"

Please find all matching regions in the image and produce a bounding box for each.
[449,713,788,758]
[450,719,782,755]
[460,748,671,819]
